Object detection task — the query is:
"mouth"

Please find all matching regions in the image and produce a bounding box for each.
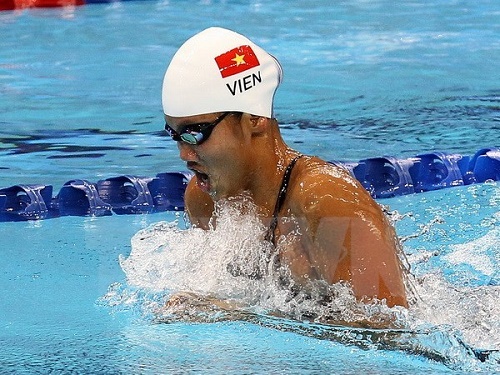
[189,167,211,193]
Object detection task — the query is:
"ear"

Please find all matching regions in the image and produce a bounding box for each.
[244,114,268,135]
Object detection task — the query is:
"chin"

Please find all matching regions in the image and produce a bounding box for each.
[208,185,238,201]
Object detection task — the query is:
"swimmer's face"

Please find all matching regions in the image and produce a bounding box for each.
[165,112,252,200]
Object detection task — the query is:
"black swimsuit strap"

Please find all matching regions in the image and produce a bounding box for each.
[265,154,304,244]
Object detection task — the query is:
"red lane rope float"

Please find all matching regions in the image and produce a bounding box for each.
[0,0,84,11]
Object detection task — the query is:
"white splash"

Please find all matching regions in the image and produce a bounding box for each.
[120,195,275,303]
[100,184,500,370]
[409,274,500,350]
[117,194,406,327]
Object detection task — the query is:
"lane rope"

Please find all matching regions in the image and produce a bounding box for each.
[1,147,498,221]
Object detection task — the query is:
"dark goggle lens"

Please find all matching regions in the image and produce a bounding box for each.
[164,112,231,145]
[180,132,203,144]
[164,125,181,141]
[164,125,204,145]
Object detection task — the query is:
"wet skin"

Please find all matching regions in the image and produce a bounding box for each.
[165,112,408,308]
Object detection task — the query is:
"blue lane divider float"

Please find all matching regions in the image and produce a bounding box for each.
[0,184,53,221]
[97,175,155,215]
[0,172,191,222]
[351,156,415,198]
[57,179,113,217]
[1,148,499,221]
[339,147,499,199]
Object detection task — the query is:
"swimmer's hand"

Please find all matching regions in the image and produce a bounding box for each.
[155,291,243,323]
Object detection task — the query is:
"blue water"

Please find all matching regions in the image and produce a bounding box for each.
[1,0,499,373]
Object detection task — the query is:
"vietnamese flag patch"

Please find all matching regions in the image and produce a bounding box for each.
[215,45,260,78]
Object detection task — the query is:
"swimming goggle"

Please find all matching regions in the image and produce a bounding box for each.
[164,112,232,145]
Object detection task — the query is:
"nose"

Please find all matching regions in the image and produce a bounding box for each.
[177,141,198,162]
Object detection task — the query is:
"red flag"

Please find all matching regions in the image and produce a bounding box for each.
[215,45,260,78]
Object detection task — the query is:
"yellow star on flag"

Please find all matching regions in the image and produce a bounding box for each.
[231,53,246,66]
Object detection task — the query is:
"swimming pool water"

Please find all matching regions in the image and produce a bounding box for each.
[0,0,499,373]
[1,0,498,187]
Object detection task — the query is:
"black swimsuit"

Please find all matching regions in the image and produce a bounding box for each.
[265,154,304,245]
[227,154,304,279]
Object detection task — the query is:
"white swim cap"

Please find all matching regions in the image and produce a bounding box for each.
[162,27,283,118]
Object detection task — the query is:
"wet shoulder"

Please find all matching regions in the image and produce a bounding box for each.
[290,156,378,216]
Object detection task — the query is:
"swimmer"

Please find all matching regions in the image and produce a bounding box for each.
[162,27,408,308]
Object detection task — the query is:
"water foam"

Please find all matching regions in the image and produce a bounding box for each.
[100,192,499,369]
[109,195,406,327]
[119,196,275,301]
[386,194,500,353]
[409,274,500,351]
